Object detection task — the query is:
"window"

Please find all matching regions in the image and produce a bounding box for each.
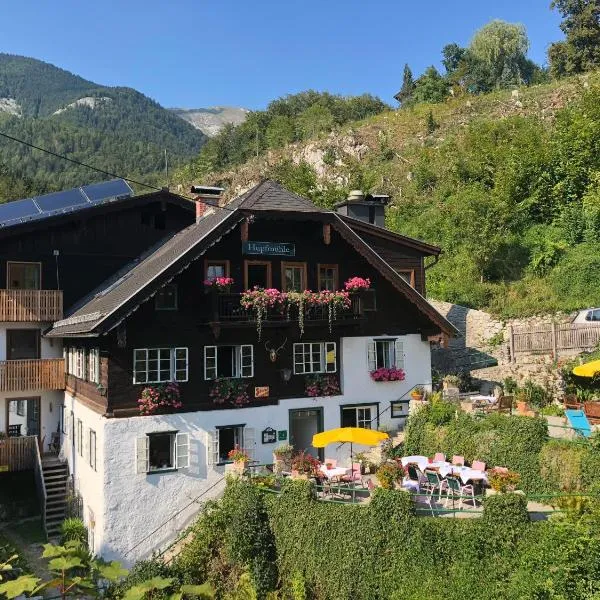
[87,349,100,384]
[281,262,307,292]
[89,429,97,471]
[133,348,188,384]
[7,329,40,360]
[205,260,230,282]
[135,431,189,473]
[16,400,25,416]
[155,285,178,311]
[204,345,253,380]
[61,405,67,434]
[66,347,100,383]
[398,270,415,288]
[318,264,338,291]
[244,260,272,289]
[367,338,404,371]
[207,426,255,465]
[76,419,83,457]
[7,262,41,290]
[293,342,336,374]
[390,401,409,419]
[585,309,600,322]
[341,405,378,429]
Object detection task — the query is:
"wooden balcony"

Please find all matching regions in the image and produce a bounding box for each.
[0,289,63,322]
[213,293,366,324]
[0,359,65,392]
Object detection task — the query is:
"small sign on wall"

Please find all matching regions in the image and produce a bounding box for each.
[255,386,270,398]
[243,241,296,257]
[262,427,277,444]
[278,430,288,441]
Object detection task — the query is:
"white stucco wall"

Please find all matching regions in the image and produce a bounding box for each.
[68,333,432,564]
[62,392,106,556]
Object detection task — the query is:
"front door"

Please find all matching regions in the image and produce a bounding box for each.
[6,397,40,438]
[7,329,40,360]
[245,261,272,289]
[289,408,323,460]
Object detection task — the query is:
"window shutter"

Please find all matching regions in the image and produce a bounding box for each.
[174,348,189,382]
[367,340,376,372]
[83,427,89,461]
[135,437,149,474]
[394,339,405,370]
[243,427,256,461]
[176,433,190,469]
[207,430,219,466]
[240,345,254,378]
[204,346,217,380]
[325,342,336,373]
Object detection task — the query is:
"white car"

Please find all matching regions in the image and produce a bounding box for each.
[573,308,600,324]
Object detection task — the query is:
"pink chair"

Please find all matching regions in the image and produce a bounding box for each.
[367,479,376,491]
[341,463,362,484]
[324,458,337,468]
[452,455,465,466]
[472,460,486,471]
[433,453,446,462]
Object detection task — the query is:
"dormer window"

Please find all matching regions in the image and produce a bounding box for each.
[155,284,178,311]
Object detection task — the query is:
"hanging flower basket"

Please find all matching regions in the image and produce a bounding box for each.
[138,382,183,415]
[204,276,234,293]
[344,276,371,293]
[209,378,250,407]
[305,374,341,397]
[241,287,285,340]
[370,367,406,382]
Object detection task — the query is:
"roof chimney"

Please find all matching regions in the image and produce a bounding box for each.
[335,190,390,228]
[190,185,224,222]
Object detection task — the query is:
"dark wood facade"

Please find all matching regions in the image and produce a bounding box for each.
[68,218,440,416]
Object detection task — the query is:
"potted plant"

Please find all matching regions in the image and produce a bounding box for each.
[515,389,529,415]
[370,367,406,382]
[227,446,250,476]
[375,462,404,489]
[344,276,371,293]
[487,468,520,495]
[273,443,294,474]
[410,386,425,401]
[442,374,461,391]
[291,451,320,479]
[204,276,234,293]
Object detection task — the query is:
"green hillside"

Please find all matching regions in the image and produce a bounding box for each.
[176,74,600,319]
[0,54,206,196]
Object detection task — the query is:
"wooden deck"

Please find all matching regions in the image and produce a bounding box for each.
[0,289,63,321]
[0,435,37,472]
[0,358,65,392]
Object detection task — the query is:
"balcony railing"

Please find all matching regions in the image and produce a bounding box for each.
[214,293,365,323]
[0,435,37,472]
[0,358,65,392]
[0,289,63,321]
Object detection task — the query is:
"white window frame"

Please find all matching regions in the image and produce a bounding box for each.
[135,432,190,474]
[89,429,97,471]
[207,426,255,465]
[76,419,83,457]
[87,349,100,384]
[203,345,254,380]
[293,342,336,375]
[133,347,189,384]
[341,405,377,429]
[367,338,404,371]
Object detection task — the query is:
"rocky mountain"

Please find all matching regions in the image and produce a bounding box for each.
[170,106,249,136]
[0,53,207,194]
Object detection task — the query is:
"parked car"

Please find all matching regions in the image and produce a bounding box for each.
[573,308,600,324]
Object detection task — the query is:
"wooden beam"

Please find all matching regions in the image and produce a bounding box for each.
[241,220,249,243]
[323,223,331,245]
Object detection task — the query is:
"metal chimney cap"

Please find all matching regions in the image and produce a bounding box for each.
[190,185,224,197]
[347,190,365,201]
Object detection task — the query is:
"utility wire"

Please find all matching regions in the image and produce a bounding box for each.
[0,129,240,213]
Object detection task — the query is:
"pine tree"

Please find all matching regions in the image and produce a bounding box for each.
[395,64,415,105]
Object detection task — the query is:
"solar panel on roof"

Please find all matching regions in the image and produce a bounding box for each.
[0,198,41,225]
[35,188,88,212]
[82,179,134,203]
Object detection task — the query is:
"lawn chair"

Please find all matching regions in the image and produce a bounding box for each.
[341,463,362,486]
[497,395,513,415]
[424,470,448,514]
[451,455,465,466]
[471,460,486,471]
[433,452,446,462]
[565,409,592,438]
[584,402,600,425]
[402,464,423,494]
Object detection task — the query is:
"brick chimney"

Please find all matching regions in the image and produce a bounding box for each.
[190,185,224,222]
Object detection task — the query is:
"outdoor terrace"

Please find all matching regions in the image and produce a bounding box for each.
[0,289,63,322]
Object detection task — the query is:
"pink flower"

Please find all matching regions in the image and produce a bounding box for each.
[344,277,371,292]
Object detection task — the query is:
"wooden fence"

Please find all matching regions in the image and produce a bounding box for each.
[0,435,36,472]
[509,323,600,361]
[0,358,65,392]
[0,289,63,321]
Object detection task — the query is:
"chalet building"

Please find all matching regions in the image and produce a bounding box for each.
[0,179,456,563]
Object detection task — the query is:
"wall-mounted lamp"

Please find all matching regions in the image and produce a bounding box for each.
[280,368,292,383]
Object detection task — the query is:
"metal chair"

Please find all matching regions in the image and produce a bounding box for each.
[424,469,447,514]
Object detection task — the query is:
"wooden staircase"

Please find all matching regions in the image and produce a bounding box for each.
[42,456,68,538]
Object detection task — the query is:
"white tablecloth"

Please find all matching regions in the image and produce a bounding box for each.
[320,466,350,479]
[437,465,488,484]
[401,455,429,471]
[470,395,497,404]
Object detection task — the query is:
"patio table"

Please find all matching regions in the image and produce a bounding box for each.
[471,395,497,405]
[437,465,488,484]
[400,455,429,471]
[426,460,451,471]
[319,466,350,479]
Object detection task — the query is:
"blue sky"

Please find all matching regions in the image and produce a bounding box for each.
[1,1,563,110]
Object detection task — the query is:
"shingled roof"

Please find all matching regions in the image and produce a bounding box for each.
[47,180,458,337]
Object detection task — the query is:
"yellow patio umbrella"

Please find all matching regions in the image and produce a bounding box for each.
[573,360,600,378]
[312,427,389,471]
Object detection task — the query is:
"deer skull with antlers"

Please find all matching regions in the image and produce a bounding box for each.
[265,338,287,362]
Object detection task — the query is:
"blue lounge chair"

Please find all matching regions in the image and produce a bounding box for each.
[565,409,592,438]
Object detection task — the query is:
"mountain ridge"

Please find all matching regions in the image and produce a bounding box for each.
[169,106,249,136]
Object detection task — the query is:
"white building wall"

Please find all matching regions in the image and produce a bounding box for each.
[62,392,105,556]
[69,334,432,564]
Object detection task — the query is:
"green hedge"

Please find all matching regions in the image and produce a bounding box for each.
[174,479,600,599]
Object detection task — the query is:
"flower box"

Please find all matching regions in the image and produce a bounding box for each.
[370,367,406,382]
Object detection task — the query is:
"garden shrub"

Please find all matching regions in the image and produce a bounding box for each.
[539,440,586,492]
[60,517,88,546]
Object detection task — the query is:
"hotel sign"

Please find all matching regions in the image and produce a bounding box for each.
[243,241,295,257]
